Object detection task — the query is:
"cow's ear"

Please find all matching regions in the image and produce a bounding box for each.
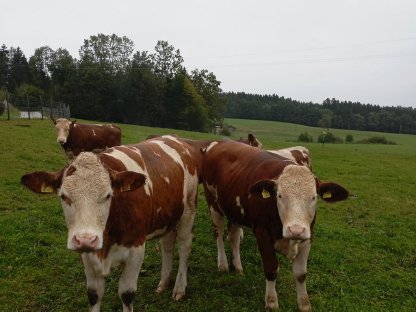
[71,120,77,125]
[21,171,63,194]
[316,179,349,202]
[111,171,146,192]
[249,179,277,199]
[52,118,56,125]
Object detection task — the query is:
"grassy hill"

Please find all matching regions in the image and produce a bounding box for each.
[0,118,415,311]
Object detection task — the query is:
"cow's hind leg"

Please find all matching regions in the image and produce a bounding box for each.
[156,230,176,294]
[292,240,312,312]
[172,210,195,301]
[118,244,146,312]
[209,205,228,272]
[228,223,243,274]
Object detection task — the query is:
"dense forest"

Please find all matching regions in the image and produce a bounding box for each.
[225,93,416,134]
[0,34,226,132]
[1,33,416,134]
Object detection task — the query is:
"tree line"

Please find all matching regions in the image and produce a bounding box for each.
[225,93,416,134]
[0,34,226,132]
[1,33,415,134]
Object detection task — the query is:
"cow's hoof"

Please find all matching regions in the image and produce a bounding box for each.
[172,291,185,301]
[234,267,244,275]
[218,264,229,272]
[265,296,278,310]
[298,296,311,311]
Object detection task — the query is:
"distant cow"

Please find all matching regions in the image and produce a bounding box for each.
[52,118,121,159]
[201,140,348,311]
[21,135,201,311]
[237,133,263,148]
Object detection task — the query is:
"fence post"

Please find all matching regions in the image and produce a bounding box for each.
[49,97,53,119]
[26,95,30,120]
[40,95,44,120]
[6,90,10,120]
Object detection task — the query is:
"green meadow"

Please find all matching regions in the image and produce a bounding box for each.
[0,117,415,311]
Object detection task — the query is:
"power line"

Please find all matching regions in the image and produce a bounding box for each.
[185,37,416,60]
[187,51,416,69]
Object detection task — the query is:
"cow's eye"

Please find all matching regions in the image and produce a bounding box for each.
[278,194,282,199]
[60,194,72,205]
[312,196,316,200]
[106,194,111,200]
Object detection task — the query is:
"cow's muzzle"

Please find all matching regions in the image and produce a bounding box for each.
[285,225,308,240]
[71,234,99,252]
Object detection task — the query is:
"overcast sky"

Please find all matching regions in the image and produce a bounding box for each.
[1,0,416,107]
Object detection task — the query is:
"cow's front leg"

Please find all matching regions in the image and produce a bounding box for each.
[292,240,312,312]
[118,244,146,312]
[82,254,105,312]
[254,228,279,310]
[156,230,176,293]
[172,210,195,301]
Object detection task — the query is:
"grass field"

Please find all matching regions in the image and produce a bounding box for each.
[0,117,415,311]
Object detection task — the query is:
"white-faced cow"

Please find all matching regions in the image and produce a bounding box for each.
[52,118,121,159]
[201,140,348,311]
[21,135,201,312]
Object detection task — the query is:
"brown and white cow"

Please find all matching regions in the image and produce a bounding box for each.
[201,140,348,311]
[21,135,200,312]
[237,133,263,148]
[52,118,121,159]
[268,146,312,170]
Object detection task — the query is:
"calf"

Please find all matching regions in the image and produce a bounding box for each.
[202,140,348,311]
[21,135,200,312]
[52,118,121,159]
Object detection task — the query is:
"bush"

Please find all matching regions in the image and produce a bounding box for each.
[318,132,344,143]
[346,134,354,143]
[298,132,313,142]
[220,127,231,136]
[356,136,397,145]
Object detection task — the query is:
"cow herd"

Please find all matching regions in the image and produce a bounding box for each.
[21,119,349,312]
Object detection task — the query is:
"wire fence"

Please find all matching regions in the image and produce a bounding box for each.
[1,94,70,120]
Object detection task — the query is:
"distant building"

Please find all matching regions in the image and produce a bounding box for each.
[20,111,43,119]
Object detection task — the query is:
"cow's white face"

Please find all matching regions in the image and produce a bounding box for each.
[21,152,146,252]
[250,164,349,240]
[249,165,316,240]
[274,165,317,240]
[54,118,71,144]
[59,153,113,251]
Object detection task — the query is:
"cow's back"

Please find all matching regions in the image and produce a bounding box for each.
[203,141,292,227]
[66,123,121,156]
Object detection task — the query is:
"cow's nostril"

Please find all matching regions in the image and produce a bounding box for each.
[288,226,306,236]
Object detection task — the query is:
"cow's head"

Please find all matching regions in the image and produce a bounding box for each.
[249,165,348,240]
[53,118,74,145]
[238,133,263,149]
[21,152,146,252]
[247,133,263,149]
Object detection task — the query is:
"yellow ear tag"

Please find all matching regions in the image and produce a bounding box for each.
[262,189,271,199]
[323,191,332,199]
[121,184,131,192]
[41,184,54,193]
